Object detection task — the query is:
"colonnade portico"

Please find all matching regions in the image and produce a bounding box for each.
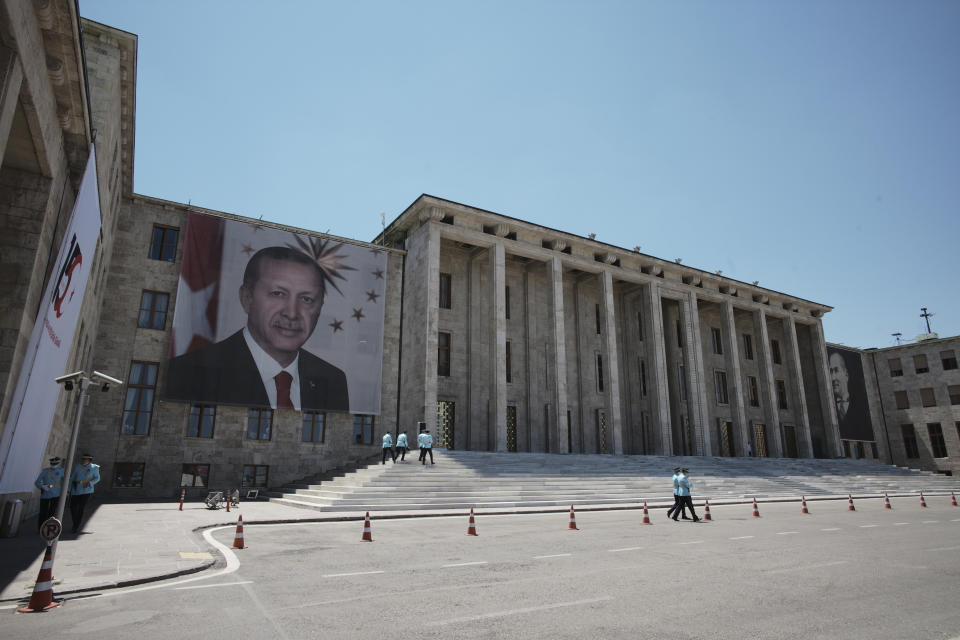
[392,196,841,460]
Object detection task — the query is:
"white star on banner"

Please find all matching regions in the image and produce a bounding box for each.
[173,276,217,355]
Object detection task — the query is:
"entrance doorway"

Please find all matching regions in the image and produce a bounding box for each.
[718,420,735,457]
[783,424,798,458]
[506,405,517,452]
[436,400,455,449]
[597,409,607,454]
[753,423,768,457]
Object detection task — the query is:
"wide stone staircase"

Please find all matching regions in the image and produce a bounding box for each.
[265,450,960,514]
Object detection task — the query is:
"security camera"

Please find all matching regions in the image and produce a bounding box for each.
[90,371,123,386]
[55,371,85,390]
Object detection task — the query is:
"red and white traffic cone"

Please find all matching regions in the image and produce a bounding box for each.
[567,505,579,530]
[641,501,651,525]
[704,499,712,521]
[920,491,927,508]
[884,493,892,509]
[225,489,230,513]
[752,498,760,518]
[466,508,478,536]
[17,546,60,612]
[361,512,374,542]
[848,494,856,511]
[801,496,809,514]
[179,488,185,511]
[231,515,245,549]
[951,492,957,507]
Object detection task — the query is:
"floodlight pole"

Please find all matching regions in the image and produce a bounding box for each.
[51,374,91,556]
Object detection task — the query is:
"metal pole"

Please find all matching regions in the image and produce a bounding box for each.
[51,375,89,556]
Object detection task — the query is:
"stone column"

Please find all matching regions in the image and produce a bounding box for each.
[679,291,710,455]
[548,256,569,453]
[810,319,842,457]
[0,47,23,165]
[647,283,672,455]
[489,241,507,452]
[753,310,783,457]
[419,211,442,434]
[784,315,813,457]
[599,270,623,454]
[721,300,747,456]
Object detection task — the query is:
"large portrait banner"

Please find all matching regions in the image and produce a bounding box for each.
[826,345,874,442]
[165,212,387,414]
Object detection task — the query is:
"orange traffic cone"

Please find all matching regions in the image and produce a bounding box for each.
[17,546,61,612]
[801,496,809,514]
[884,493,892,509]
[567,505,579,530]
[951,492,957,507]
[466,508,478,536]
[231,515,246,549]
[179,488,185,511]
[752,498,760,518]
[920,491,927,508]
[641,501,652,525]
[704,499,712,521]
[361,512,373,541]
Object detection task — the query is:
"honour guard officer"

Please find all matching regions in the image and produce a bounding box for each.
[34,456,64,530]
[396,431,409,461]
[68,453,100,533]
[674,468,700,522]
[421,430,434,465]
[667,467,689,520]
[382,432,396,464]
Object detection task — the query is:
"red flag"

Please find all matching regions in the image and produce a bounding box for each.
[169,213,224,357]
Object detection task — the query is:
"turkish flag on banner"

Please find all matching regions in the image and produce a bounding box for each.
[169,213,224,357]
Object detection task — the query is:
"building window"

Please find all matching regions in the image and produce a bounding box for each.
[595,304,601,335]
[637,312,644,341]
[714,370,728,405]
[137,291,169,329]
[949,385,960,406]
[439,273,452,309]
[187,405,215,438]
[928,423,947,458]
[242,465,269,487]
[901,425,919,458]
[597,354,604,392]
[677,321,683,348]
[914,354,929,374]
[302,411,326,443]
[640,359,647,397]
[888,358,903,377]
[353,414,375,444]
[113,462,145,488]
[747,376,760,407]
[771,339,782,365]
[437,332,451,377]
[505,285,510,320]
[920,387,936,408]
[678,365,687,401]
[743,334,754,360]
[894,390,909,410]
[941,350,958,370]
[121,361,159,435]
[181,464,210,487]
[149,225,179,262]
[247,408,273,440]
[711,327,723,355]
[776,379,788,410]
[506,340,513,384]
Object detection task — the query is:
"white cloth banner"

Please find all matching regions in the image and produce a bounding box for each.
[0,145,102,493]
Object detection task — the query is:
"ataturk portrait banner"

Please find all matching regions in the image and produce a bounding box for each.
[164,212,387,414]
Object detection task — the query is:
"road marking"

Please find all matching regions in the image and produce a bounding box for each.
[922,521,940,524]
[859,524,879,528]
[534,553,572,559]
[768,560,848,574]
[427,596,613,626]
[776,531,799,535]
[322,570,385,578]
[730,535,754,540]
[894,522,910,526]
[608,546,644,553]
[820,528,841,531]
[679,540,704,545]
[174,581,253,590]
[442,561,488,568]
[952,519,960,522]
[925,545,960,552]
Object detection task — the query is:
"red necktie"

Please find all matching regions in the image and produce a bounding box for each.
[274,371,293,410]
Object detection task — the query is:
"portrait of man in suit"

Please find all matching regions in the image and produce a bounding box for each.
[165,246,349,411]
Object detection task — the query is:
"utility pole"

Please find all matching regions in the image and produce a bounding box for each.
[920,307,934,334]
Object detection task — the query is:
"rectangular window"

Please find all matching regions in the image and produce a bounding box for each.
[776,379,788,410]
[137,290,169,330]
[302,411,326,443]
[949,384,960,405]
[113,462,145,488]
[247,408,273,440]
[771,339,782,365]
[888,358,903,377]
[928,423,947,458]
[597,354,604,392]
[353,414,375,444]
[187,405,215,438]
[439,273,452,309]
[748,376,760,407]
[914,354,929,374]
[242,465,269,487]
[678,365,687,401]
[505,285,510,320]
[149,225,179,262]
[437,332,451,377]
[901,425,919,458]
[640,359,647,397]
[743,334,754,360]
[711,327,723,355]
[121,361,159,435]
[595,304,602,335]
[894,390,909,410]
[714,370,728,405]
[637,312,644,341]
[920,387,936,408]
[505,340,512,384]
[941,350,958,370]
[180,463,210,487]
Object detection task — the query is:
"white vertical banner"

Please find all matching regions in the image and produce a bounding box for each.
[0,145,102,493]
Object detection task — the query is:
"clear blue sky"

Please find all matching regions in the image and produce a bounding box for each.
[80,1,959,349]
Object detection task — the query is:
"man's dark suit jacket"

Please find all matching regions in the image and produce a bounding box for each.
[165,330,350,412]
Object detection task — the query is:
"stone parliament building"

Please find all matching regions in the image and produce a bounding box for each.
[1,4,847,507]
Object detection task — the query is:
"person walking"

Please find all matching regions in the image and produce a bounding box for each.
[68,453,100,533]
[395,431,409,461]
[667,467,689,520]
[421,429,434,465]
[417,430,427,463]
[674,467,700,522]
[382,432,396,464]
[34,456,64,531]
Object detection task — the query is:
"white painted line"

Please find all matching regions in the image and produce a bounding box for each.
[427,596,613,626]
[922,521,940,524]
[608,546,644,553]
[952,519,960,522]
[534,553,572,559]
[174,581,253,590]
[768,560,848,574]
[679,540,704,545]
[442,561,488,568]
[730,535,754,540]
[859,524,879,528]
[776,531,799,535]
[925,545,960,553]
[894,522,910,526]
[820,528,841,531]
[322,570,385,578]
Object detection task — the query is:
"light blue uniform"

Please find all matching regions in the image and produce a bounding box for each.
[70,463,100,495]
[423,433,433,448]
[382,433,393,448]
[35,466,64,499]
[672,472,680,496]
[397,433,408,448]
[677,475,691,497]
[417,432,426,448]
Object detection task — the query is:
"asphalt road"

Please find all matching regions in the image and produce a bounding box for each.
[5,500,960,639]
